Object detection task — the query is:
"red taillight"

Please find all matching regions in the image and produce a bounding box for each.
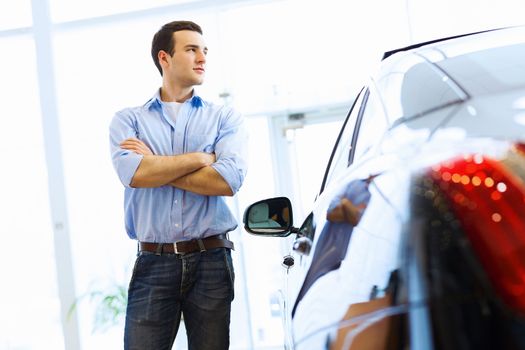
[429,150,525,314]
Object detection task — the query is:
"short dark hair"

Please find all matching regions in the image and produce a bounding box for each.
[151,20,203,76]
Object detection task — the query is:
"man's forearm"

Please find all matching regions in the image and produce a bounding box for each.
[170,166,233,196]
[130,153,214,188]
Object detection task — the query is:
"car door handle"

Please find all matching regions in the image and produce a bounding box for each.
[293,236,312,255]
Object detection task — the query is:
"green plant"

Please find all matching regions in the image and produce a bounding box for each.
[69,283,128,333]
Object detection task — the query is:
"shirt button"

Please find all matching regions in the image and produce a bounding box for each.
[175,200,178,204]
[175,223,180,227]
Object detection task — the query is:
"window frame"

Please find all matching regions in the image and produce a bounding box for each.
[319,87,367,194]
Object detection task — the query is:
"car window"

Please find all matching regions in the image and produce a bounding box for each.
[375,54,465,124]
[320,88,365,193]
[351,85,389,162]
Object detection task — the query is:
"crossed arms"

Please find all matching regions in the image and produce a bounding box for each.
[120,137,233,196]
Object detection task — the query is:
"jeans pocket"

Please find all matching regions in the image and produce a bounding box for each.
[128,253,145,291]
[223,249,235,301]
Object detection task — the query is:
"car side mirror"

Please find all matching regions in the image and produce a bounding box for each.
[243,197,296,237]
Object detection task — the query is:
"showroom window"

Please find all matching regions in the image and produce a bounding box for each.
[0,34,64,350]
[0,0,31,30]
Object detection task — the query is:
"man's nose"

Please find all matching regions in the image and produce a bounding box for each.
[196,50,206,63]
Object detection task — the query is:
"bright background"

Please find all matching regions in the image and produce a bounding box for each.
[0,0,523,349]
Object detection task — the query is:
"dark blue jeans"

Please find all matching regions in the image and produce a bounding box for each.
[124,247,235,350]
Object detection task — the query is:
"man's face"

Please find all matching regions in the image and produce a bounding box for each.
[164,30,207,87]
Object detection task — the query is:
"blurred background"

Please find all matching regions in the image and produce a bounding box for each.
[0,0,523,349]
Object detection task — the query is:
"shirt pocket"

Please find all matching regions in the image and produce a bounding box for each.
[185,133,216,153]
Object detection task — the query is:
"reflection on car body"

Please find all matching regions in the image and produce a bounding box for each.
[244,25,525,350]
[292,178,372,318]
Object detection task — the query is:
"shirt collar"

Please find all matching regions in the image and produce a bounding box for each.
[144,88,204,110]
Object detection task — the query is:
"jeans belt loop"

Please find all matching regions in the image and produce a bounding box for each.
[155,243,163,256]
[172,242,180,254]
[197,239,206,252]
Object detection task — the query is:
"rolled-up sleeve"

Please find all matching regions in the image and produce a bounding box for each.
[211,107,249,194]
[109,111,144,187]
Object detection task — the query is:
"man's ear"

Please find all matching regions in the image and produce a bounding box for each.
[158,50,170,71]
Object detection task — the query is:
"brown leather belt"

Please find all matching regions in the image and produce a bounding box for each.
[139,234,234,255]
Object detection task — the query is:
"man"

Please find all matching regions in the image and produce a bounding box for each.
[109,20,248,350]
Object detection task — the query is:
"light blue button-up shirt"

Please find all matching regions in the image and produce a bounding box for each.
[109,90,248,243]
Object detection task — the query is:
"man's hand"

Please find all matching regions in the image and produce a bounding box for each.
[170,166,233,196]
[326,198,366,226]
[120,138,154,156]
[120,137,216,165]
